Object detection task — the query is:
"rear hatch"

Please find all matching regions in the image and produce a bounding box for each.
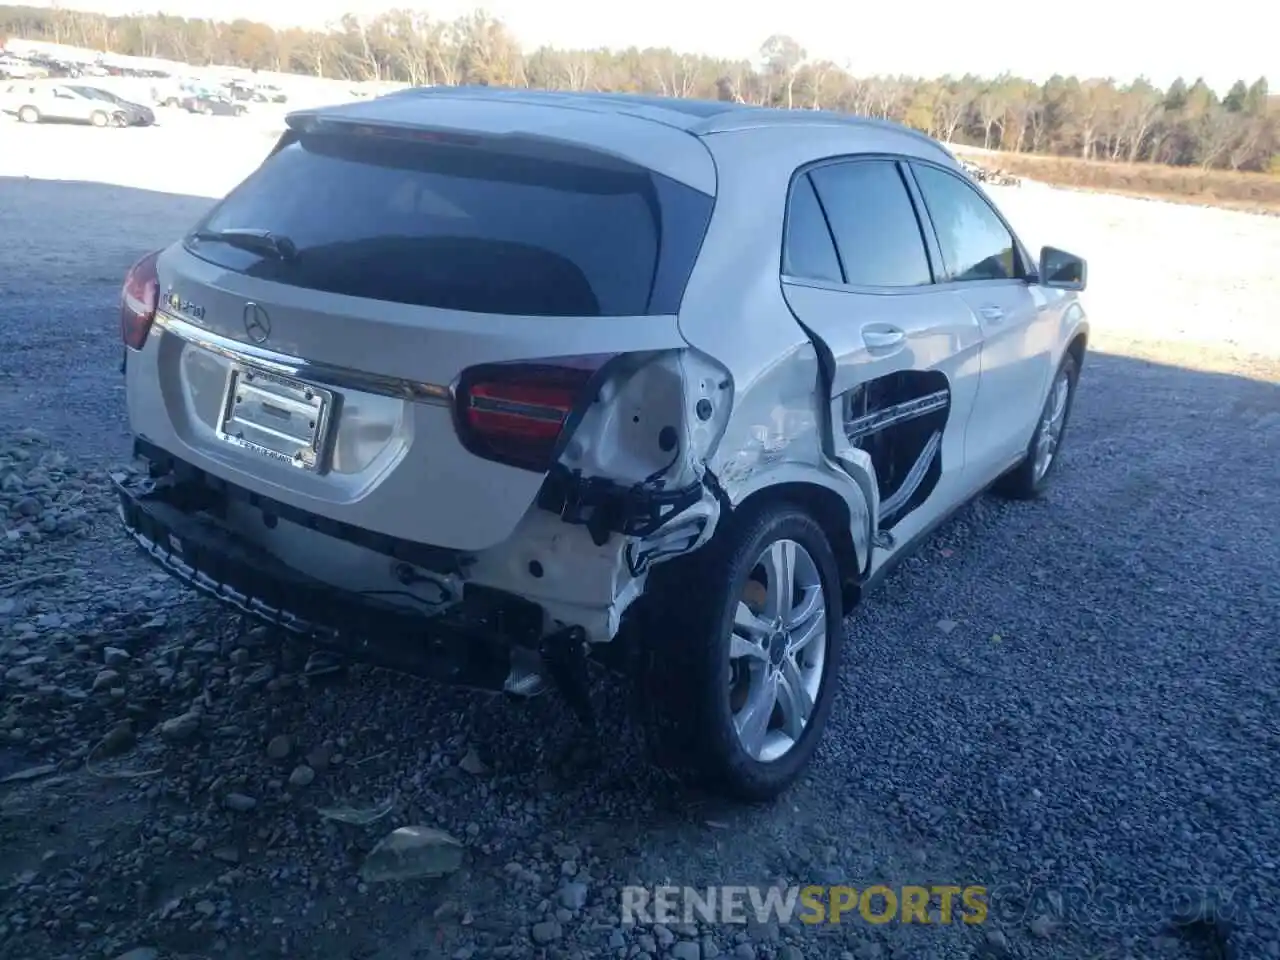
[133,99,716,551]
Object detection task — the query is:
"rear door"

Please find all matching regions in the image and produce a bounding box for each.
[49,86,88,120]
[132,113,716,552]
[779,156,983,539]
[908,161,1056,477]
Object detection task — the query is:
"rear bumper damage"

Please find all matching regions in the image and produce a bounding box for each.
[116,445,587,695]
[116,438,719,694]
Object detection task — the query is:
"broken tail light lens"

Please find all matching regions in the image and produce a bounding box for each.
[455,356,614,472]
[120,249,162,350]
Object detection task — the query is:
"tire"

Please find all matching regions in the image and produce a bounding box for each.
[90,110,109,128]
[636,501,844,801]
[17,106,39,124]
[992,350,1080,500]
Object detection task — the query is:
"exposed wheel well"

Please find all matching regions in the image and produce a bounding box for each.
[732,481,862,611]
[1067,331,1088,369]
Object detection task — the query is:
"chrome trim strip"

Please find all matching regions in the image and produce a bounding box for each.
[844,389,949,443]
[878,429,942,521]
[154,311,452,406]
[120,510,319,636]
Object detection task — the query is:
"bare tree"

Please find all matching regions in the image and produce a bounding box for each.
[557,50,595,91]
[977,88,1006,149]
[759,34,806,109]
[800,60,837,110]
[933,85,971,143]
[0,4,1275,175]
[1198,112,1239,169]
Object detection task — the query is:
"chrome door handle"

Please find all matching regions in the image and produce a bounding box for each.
[979,305,1005,322]
[863,328,906,350]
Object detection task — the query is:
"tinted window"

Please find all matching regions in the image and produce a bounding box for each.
[807,160,932,287]
[783,174,842,283]
[912,164,1020,281]
[186,131,714,317]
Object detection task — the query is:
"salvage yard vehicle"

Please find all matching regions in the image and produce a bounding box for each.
[959,156,1022,187]
[179,93,246,117]
[66,85,155,126]
[114,88,1088,801]
[1,79,127,126]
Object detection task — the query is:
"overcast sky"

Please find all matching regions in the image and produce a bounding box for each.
[20,0,1280,93]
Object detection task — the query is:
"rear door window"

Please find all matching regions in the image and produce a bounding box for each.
[911,163,1022,282]
[782,173,843,284]
[186,129,714,317]
[807,160,933,288]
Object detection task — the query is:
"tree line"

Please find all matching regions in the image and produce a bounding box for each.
[2,4,1275,173]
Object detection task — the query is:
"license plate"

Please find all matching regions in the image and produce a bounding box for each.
[216,366,333,472]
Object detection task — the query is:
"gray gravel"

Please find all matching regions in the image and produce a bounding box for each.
[2,175,1279,960]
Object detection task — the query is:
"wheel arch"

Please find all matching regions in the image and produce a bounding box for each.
[1066,327,1088,369]
[728,476,866,612]
[1059,302,1089,372]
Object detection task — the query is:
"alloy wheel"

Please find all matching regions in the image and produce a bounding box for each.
[727,538,828,763]
[1033,368,1071,482]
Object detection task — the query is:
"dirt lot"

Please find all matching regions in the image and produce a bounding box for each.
[951,147,1280,216]
[1,117,1278,960]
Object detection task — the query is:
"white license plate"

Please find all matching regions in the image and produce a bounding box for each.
[216,366,333,472]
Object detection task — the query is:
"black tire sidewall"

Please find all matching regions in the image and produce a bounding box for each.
[1028,351,1080,493]
[993,350,1080,499]
[647,503,845,801]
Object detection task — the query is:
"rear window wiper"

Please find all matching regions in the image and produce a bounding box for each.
[190,227,297,261]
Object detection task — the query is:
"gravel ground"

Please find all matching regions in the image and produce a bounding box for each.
[2,121,1279,960]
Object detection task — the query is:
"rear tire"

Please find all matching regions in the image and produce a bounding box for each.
[17,106,39,123]
[636,501,844,801]
[992,351,1079,500]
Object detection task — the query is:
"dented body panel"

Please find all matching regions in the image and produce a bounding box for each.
[677,125,980,577]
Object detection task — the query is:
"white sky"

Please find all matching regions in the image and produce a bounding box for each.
[20,0,1280,93]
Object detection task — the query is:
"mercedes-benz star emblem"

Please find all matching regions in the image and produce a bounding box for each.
[243,302,271,344]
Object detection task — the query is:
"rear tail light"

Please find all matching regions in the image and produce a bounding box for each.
[120,250,161,350]
[455,356,614,471]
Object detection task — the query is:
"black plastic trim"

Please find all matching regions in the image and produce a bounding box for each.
[114,472,543,690]
[537,463,704,547]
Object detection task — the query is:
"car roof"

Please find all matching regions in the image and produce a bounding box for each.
[298,86,955,163]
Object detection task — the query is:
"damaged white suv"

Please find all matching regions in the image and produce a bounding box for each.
[115,88,1088,800]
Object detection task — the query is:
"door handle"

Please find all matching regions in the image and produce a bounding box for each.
[862,328,906,350]
[979,305,1005,322]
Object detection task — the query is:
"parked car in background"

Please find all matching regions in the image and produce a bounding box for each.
[0,54,44,79]
[254,83,288,104]
[67,85,155,125]
[180,93,246,117]
[1,79,126,126]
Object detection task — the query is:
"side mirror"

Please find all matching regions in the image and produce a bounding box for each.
[1038,246,1087,291]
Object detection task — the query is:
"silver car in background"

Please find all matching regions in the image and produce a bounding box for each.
[1,79,127,126]
[67,84,156,126]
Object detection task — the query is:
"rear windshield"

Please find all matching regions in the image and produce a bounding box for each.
[185,129,715,317]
